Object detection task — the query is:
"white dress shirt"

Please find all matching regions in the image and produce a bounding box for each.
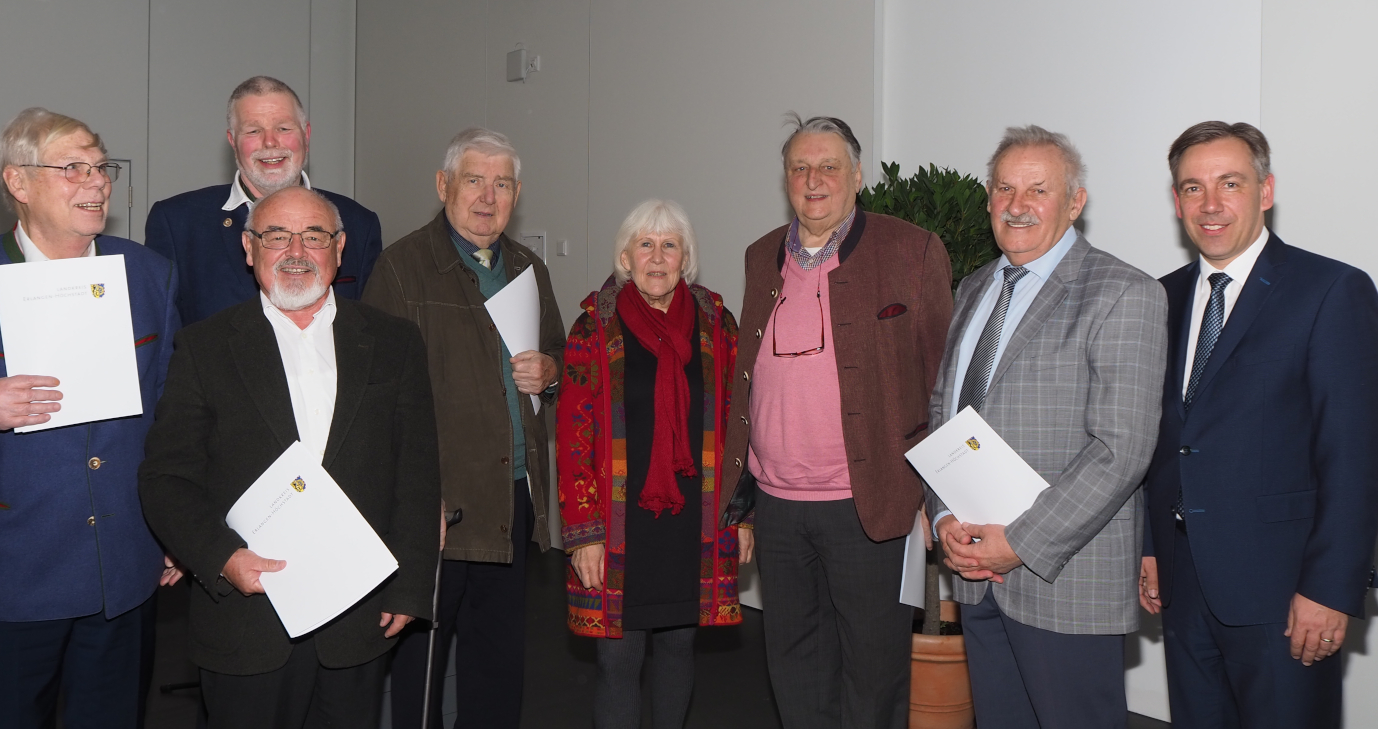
[260,288,338,461]
[15,222,96,260]
[223,170,312,212]
[1181,227,1269,398]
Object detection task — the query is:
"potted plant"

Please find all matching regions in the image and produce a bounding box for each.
[860,162,999,729]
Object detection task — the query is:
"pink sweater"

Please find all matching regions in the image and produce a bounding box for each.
[747,254,853,501]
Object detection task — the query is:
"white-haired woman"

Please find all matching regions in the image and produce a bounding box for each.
[556,199,752,728]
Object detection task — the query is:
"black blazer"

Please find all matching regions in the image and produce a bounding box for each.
[1144,234,1378,624]
[139,297,440,674]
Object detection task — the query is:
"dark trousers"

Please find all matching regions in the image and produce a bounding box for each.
[1163,527,1341,729]
[753,490,911,729]
[0,592,156,729]
[391,479,534,729]
[961,589,1126,729]
[200,634,387,729]
[593,626,697,729]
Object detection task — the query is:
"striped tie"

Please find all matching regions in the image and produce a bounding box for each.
[1184,272,1232,410]
[957,266,1030,413]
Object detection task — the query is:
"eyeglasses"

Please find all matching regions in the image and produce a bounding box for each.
[22,162,122,184]
[771,288,826,357]
[246,229,339,250]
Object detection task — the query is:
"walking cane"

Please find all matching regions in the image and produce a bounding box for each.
[421,507,463,729]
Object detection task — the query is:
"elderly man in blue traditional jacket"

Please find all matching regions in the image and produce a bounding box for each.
[0,108,181,729]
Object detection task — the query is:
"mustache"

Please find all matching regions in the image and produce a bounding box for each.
[253,149,294,162]
[274,256,319,276]
[1001,210,1040,226]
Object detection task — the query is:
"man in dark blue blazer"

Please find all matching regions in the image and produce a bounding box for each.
[145,76,381,326]
[0,109,180,729]
[1140,121,1378,728]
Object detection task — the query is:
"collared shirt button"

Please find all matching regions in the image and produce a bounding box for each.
[87,516,96,526]
[87,457,101,470]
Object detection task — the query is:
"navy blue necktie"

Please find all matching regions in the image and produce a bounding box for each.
[1184,272,1232,410]
[1176,271,1232,519]
[958,266,1030,413]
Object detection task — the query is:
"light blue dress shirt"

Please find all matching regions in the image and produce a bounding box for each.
[933,224,1079,535]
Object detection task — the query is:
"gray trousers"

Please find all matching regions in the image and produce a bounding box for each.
[754,490,911,729]
[594,626,697,729]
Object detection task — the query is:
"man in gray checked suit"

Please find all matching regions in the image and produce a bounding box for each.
[927,126,1168,729]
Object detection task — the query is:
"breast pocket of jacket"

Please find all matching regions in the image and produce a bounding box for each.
[1255,490,1317,523]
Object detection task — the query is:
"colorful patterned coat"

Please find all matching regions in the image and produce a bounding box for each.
[557,279,742,638]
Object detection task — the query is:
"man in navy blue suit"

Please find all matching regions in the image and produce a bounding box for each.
[1140,121,1378,728]
[145,76,381,326]
[0,108,181,729]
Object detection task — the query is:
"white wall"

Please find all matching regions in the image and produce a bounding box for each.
[1,1,357,242]
[355,0,874,329]
[883,0,1378,723]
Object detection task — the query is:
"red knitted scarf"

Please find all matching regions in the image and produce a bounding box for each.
[616,279,697,516]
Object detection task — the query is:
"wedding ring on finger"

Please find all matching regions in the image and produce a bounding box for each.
[1321,637,1335,643]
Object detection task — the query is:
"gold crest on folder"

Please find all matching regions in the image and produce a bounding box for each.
[965,437,981,451]
[291,476,306,493]
[90,283,105,298]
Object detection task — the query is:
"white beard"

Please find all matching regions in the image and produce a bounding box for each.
[266,260,329,311]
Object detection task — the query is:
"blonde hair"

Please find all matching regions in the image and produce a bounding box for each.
[1,107,105,211]
[611,199,698,285]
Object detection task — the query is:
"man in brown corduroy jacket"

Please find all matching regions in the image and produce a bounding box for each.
[720,114,952,729]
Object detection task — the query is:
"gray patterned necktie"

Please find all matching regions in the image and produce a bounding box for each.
[1176,271,1232,520]
[957,265,1030,413]
[1184,272,1232,410]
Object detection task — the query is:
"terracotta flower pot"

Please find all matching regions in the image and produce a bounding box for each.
[909,600,974,729]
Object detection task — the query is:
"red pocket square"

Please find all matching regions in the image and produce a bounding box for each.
[877,303,908,320]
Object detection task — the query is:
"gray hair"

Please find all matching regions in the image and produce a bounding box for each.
[246,186,343,234]
[227,76,307,131]
[442,127,522,181]
[1168,121,1271,184]
[986,125,1086,197]
[780,112,862,170]
[612,199,699,286]
[1,107,106,212]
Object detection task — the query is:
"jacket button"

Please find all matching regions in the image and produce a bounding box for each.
[87,516,96,526]
[1179,446,1191,456]
[222,218,233,228]
[755,329,762,338]
[734,458,742,468]
[742,371,750,382]
[770,288,779,298]
[489,323,497,331]
[740,416,748,424]
[88,457,102,470]
[501,456,510,465]
[500,524,508,533]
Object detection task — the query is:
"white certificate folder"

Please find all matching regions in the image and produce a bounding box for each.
[0,255,142,432]
[904,406,1050,527]
[226,441,398,638]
